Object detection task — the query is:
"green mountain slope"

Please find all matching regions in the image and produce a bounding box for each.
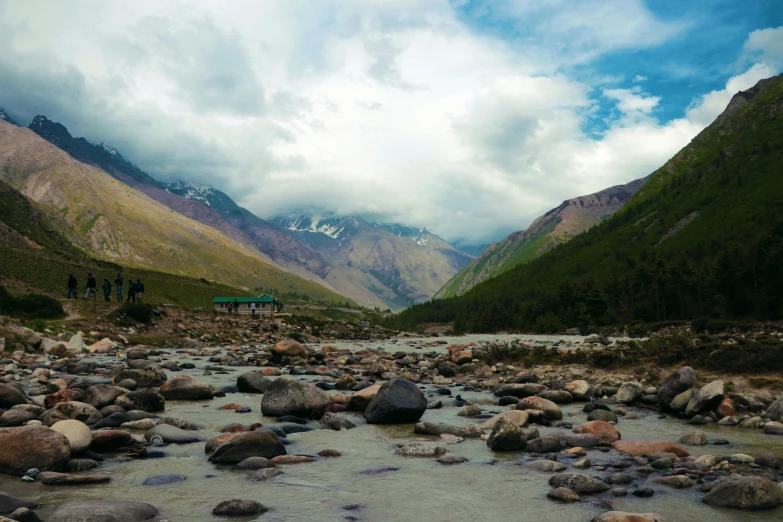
[390,74,783,333]
[435,177,646,299]
[0,121,349,305]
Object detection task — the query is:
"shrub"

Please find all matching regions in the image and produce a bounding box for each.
[0,286,64,319]
[115,303,153,324]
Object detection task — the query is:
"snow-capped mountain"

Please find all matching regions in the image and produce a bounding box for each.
[376,223,432,246]
[275,215,367,243]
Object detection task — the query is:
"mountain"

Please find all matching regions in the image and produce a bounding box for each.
[452,242,490,258]
[0,108,18,126]
[391,74,783,333]
[436,176,647,299]
[274,215,474,308]
[0,119,348,304]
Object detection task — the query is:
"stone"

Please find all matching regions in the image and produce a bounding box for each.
[142,474,186,486]
[363,379,426,424]
[478,410,529,430]
[0,493,37,516]
[457,404,481,417]
[527,437,562,453]
[213,499,267,516]
[126,348,147,360]
[685,380,724,417]
[247,468,284,481]
[50,420,92,454]
[233,457,274,470]
[549,473,610,493]
[615,382,644,404]
[679,430,707,445]
[0,426,70,475]
[209,431,286,463]
[159,376,213,401]
[652,475,693,488]
[765,396,783,422]
[413,422,483,438]
[591,512,666,522]
[437,455,468,465]
[657,366,696,407]
[38,472,111,485]
[41,402,102,426]
[607,473,634,485]
[335,374,357,390]
[236,372,271,394]
[122,419,157,430]
[564,380,590,400]
[88,338,117,354]
[669,389,695,412]
[0,384,27,409]
[90,430,133,451]
[612,440,689,458]
[47,500,158,522]
[703,476,783,509]
[346,384,382,412]
[548,432,601,448]
[0,409,37,427]
[587,409,618,423]
[547,487,580,502]
[573,421,620,443]
[260,378,332,418]
[487,416,525,451]
[44,390,82,408]
[437,362,459,377]
[526,460,567,472]
[395,443,447,457]
[273,339,307,357]
[763,422,783,435]
[538,390,573,404]
[517,397,562,420]
[144,424,202,444]
[755,453,783,469]
[115,389,165,412]
[113,368,166,388]
[717,397,736,418]
[84,385,125,409]
[494,383,547,398]
[67,458,98,472]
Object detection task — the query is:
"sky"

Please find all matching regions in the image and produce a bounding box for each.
[0,0,782,246]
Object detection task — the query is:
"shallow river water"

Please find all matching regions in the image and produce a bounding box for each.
[2,335,783,521]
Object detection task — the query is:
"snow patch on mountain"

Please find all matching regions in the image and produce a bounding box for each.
[165,180,218,208]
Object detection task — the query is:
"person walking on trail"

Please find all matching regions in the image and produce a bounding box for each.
[103,278,112,302]
[127,279,136,303]
[136,279,145,302]
[114,273,123,302]
[251,302,256,316]
[234,299,239,315]
[67,274,78,299]
[85,272,97,300]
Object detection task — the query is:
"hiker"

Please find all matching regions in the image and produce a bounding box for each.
[227,301,233,314]
[251,302,256,316]
[103,278,112,302]
[85,272,97,300]
[234,299,239,315]
[127,279,136,303]
[136,279,145,302]
[115,272,123,302]
[67,274,78,299]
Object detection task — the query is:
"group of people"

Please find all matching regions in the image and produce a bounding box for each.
[67,272,145,303]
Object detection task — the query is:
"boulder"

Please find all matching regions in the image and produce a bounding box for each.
[395,443,447,457]
[494,383,547,398]
[260,378,332,418]
[335,374,357,390]
[657,366,696,407]
[209,431,286,463]
[517,397,562,420]
[717,397,736,418]
[126,347,148,360]
[413,422,483,438]
[346,384,381,412]
[159,376,213,401]
[144,424,202,444]
[669,389,695,412]
[612,440,688,458]
[549,473,610,493]
[233,457,274,470]
[526,460,567,472]
[547,487,580,502]
[213,499,267,516]
[574,421,620,443]
[526,436,563,453]
[113,368,166,388]
[766,396,783,422]
[564,380,590,400]
[85,385,125,409]
[478,410,529,430]
[0,426,70,475]
[679,430,708,445]
[235,372,270,394]
[0,384,27,409]
[0,492,38,515]
[685,380,724,417]
[115,389,165,412]
[652,475,693,488]
[0,409,37,427]
[587,409,618,423]
[548,431,601,448]
[47,500,158,522]
[363,379,426,424]
[704,476,783,509]
[272,339,306,357]
[487,416,526,451]
[538,390,573,404]
[65,332,85,353]
[41,402,102,426]
[592,512,666,522]
[615,382,644,404]
[50,420,92,454]
[38,471,111,485]
[88,338,117,354]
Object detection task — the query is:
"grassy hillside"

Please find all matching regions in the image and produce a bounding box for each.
[390,74,783,333]
[435,177,646,299]
[0,121,349,305]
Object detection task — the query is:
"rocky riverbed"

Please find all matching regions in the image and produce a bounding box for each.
[2,326,783,521]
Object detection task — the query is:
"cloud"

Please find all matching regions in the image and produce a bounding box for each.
[0,2,780,245]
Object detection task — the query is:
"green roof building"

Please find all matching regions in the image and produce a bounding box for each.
[212,294,282,316]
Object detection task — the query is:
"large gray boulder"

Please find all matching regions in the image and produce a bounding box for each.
[363,379,427,424]
[657,366,696,407]
[704,476,783,509]
[85,384,126,409]
[685,380,724,417]
[615,382,644,404]
[115,389,165,412]
[0,384,27,409]
[549,473,610,493]
[208,431,286,463]
[113,367,166,388]
[237,372,272,393]
[487,416,526,451]
[41,401,102,426]
[159,376,213,401]
[47,500,158,522]
[260,378,331,418]
[494,383,547,398]
[766,396,783,422]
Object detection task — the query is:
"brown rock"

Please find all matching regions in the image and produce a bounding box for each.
[0,426,70,475]
[574,421,621,443]
[90,430,133,451]
[612,440,688,458]
[591,512,666,522]
[272,339,306,357]
[717,397,736,418]
[44,389,81,408]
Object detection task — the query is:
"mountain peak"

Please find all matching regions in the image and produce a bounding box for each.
[0,108,18,126]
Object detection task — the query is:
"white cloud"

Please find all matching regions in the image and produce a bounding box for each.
[0,2,779,244]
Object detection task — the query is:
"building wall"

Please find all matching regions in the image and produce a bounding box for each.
[213,303,274,316]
